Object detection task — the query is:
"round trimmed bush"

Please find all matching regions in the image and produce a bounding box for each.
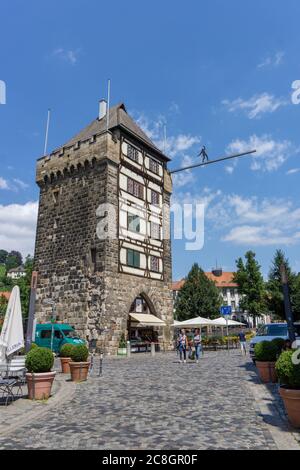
[254,341,279,362]
[70,344,89,362]
[276,350,300,389]
[25,347,54,373]
[60,343,75,357]
[271,338,286,354]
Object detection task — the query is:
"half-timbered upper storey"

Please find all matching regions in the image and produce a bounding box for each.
[35,102,172,282]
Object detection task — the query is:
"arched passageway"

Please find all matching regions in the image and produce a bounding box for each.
[127,293,164,351]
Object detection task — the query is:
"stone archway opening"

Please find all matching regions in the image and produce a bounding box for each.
[127,293,162,351]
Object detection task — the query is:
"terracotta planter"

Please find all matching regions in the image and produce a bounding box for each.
[279,387,300,428]
[69,361,90,382]
[26,371,56,400]
[256,361,277,383]
[117,348,127,356]
[60,357,71,374]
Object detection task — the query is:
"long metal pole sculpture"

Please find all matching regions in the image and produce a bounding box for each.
[170,150,256,174]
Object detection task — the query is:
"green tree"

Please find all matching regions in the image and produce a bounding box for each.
[0,264,13,291]
[292,273,300,320]
[267,249,300,321]
[174,263,222,321]
[0,249,8,264]
[233,251,267,327]
[0,295,8,316]
[16,255,34,319]
[6,250,23,271]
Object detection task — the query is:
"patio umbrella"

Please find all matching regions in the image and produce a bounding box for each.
[178,316,215,328]
[211,317,244,326]
[0,286,24,362]
[172,320,184,327]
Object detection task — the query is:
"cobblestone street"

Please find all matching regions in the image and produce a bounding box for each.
[0,351,299,450]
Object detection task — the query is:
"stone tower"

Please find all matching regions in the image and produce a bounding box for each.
[34,102,173,354]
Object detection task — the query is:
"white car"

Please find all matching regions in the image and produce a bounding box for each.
[249,323,300,362]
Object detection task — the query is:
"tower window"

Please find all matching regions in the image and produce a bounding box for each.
[127,144,139,163]
[149,158,160,175]
[90,248,97,272]
[127,177,144,199]
[127,249,140,268]
[128,213,140,233]
[52,190,60,204]
[150,255,160,272]
[151,190,160,205]
[150,222,160,240]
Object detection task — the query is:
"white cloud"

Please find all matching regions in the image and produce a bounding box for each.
[13,178,29,190]
[0,176,30,191]
[0,177,9,189]
[135,111,200,158]
[172,155,196,188]
[227,134,295,172]
[206,193,300,246]
[223,225,300,246]
[0,201,38,256]
[286,168,300,175]
[257,51,285,69]
[160,134,200,158]
[172,187,300,247]
[52,48,80,65]
[222,93,288,119]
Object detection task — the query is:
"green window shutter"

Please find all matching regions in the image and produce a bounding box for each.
[127,249,140,268]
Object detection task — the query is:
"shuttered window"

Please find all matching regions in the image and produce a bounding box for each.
[151,190,160,205]
[127,249,140,268]
[127,144,139,162]
[150,255,160,272]
[150,222,160,240]
[127,177,144,199]
[149,158,160,175]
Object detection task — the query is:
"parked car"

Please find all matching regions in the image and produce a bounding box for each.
[249,323,300,361]
[34,323,85,354]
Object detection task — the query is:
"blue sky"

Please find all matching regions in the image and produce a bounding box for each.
[0,0,300,280]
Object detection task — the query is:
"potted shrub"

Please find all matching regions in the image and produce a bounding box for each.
[117,333,127,356]
[69,344,90,382]
[25,347,55,400]
[254,340,281,383]
[59,344,75,373]
[276,350,300,428]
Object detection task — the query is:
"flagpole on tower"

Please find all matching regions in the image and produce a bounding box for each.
[43,109,51,156]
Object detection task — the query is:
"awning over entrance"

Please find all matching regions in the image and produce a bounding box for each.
[129,313,166,327]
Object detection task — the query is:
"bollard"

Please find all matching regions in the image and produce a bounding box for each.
[126,341,131,358]
[99,352,103,377]
[151,342,155,357]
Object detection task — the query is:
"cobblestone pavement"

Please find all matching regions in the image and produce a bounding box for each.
[0,351,299,450]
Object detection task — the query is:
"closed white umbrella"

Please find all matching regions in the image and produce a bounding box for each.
[211,317,244,326]
[0,286,24,362]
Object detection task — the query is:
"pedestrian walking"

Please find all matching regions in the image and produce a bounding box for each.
[177,329,188,363]
[238,330,247,356]
[194,328,202,363]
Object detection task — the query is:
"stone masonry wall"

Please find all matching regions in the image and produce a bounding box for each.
[34,131,174,354]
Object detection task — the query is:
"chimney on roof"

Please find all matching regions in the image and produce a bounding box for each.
[98,99,107,120]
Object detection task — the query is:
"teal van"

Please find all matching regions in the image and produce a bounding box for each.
[34,323,85,354]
